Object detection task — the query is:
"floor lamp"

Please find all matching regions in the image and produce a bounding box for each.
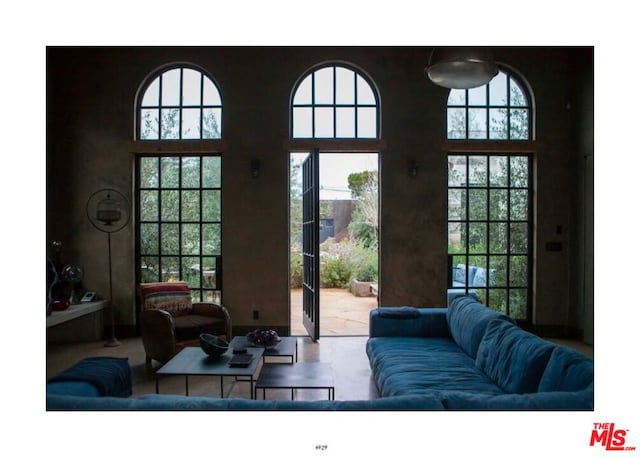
[86,188,130,347]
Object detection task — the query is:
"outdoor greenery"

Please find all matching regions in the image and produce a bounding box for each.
[138,155,222,302]
[139,67,222,141]
[289,156,379,290]
[136,67,224,302]
[140,106,221,140]
[347,171,378,249]
[447,71,531,318]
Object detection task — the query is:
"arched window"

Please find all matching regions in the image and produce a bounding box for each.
[446,68,534,323]
[446,70,531,140]
[291,64,379,139]
[135,64,223,305]
[138,65,222,140]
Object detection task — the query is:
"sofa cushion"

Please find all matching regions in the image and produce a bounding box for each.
[140,281,193,315]
[475,320,555,394]
[452,264,466,283]
[447,295,515,359]
[435,388,594,410]
[46,393,445,411]
[367,337,504,397]
[537,345,594,392]
[369,307,450,338]
[377,306,421,319]
[453,264,477,285]
[46,381,100,397]
[472,267,486,286]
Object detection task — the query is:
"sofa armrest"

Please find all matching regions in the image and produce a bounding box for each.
[369,307,450,338]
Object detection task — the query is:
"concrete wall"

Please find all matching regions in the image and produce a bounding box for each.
[46,46,594,339]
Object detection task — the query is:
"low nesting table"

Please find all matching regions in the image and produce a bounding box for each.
[254,362,335,400]
[155,346,264,398]
[230,336,298,364]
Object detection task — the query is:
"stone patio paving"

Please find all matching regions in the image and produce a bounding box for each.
[290,288,378,336]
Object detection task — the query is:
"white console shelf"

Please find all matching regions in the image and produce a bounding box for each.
[47,300,108,328]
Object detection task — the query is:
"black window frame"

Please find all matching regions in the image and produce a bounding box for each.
[447,153,533,322]
[136,64,223,141]
[446,69,532,141]
[290,63,380,139]
[135,153,223,304]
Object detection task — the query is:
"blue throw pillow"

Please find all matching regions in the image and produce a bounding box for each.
[475,320,555,394]
[377,306,421,319]
[538,346,594,392]
[447,295,515,359]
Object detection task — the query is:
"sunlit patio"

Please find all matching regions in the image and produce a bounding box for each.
[290,288,378,337]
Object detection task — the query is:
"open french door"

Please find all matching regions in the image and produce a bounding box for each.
[301,149,320,341]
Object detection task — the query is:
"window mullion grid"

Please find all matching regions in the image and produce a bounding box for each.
[353,71,359,138]
[465,90,470,139]
[158,75,164,140]
[526,156,534,322]
[199,72,204,141]
[505,155,513,315]
[178,157,184,286]
[484,153,491,306]
[178,68,184,140]
[311,72,316,138]
[198,157,204,302]
[155,156,164,282]
[464,156,471,292]
[332,67,337,138]
[506,77,512,140]
[485,87,490,140]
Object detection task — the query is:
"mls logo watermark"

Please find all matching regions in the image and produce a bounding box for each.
[590,423,636,451]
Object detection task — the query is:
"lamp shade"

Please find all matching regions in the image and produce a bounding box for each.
[425,47,499,89]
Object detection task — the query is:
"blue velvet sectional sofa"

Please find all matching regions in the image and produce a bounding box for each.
[46,356,444,411]
[367,295,594,410]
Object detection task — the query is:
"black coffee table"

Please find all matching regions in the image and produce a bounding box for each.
[155,346,264,398]
[230,336,298,364]
[254,362,335,400]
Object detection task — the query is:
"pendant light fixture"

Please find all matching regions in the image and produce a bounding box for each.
[425,47,499,89]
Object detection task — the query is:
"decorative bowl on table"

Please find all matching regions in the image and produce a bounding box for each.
[246,329,281,348]
[199,333,229,358]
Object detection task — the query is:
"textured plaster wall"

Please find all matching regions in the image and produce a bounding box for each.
[46,46,593,337]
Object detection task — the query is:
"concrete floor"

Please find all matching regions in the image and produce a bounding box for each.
[290,288,378,336]
[46,335,380,401]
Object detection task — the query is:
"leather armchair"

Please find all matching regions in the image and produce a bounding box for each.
[139,282,232,365]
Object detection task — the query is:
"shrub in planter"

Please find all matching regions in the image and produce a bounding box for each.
[290,249,303,288]
[352,245,378,283]
[320,254,353,288]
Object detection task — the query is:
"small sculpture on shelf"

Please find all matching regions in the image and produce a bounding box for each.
[246,329,281,348]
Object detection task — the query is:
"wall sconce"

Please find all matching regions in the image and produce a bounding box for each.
[408,160,418,178]
[250,160,260,178]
